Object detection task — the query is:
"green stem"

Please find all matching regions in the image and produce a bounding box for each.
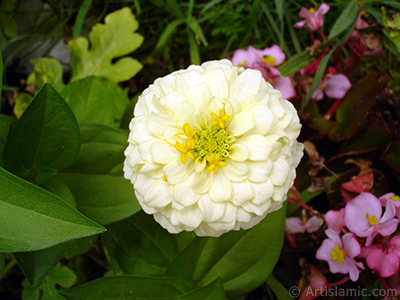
[0,258,17,281]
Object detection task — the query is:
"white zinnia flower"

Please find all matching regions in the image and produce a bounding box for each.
[124,59,303,237]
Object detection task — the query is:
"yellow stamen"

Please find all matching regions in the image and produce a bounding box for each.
[321,82,327,90]
[331,245,345,265]
[237,60,247,67]
[262,56,276,66]
[205,154,228,175]
[210,109,230,129]
[368,215,378,226]
[308,7,316,14]
[389,195,400,201]
[268,78,275,85]
[174,141,194,165]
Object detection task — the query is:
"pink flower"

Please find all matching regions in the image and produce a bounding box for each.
[345,193,399,246]
[363,236,400,278]
[355,11,370,30]
[285,215,323,234]
[325,208,345,234]
[312,73,352,101]
[379,193,400,219]
[294,4,330,32]
[231,45,296,99]
[316,229,364,281]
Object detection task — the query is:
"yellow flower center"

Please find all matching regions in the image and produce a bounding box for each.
[262,56,276,66]
[368,215,378,226]
[331,245,345,264]
[237,60,247,67]
[308,7,316,14]
[174,109,235,175]
[389,195,400,201]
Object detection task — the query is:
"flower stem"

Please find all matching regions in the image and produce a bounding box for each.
[318,28,327,41]
[0,258,17,281]
[325,98,342,119]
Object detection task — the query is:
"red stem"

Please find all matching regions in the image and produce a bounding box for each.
[326,98,341,119]
[318,28,327,41]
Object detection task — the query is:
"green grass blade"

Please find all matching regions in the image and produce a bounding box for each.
[73,0,93,39]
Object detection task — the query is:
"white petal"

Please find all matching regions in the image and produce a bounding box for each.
[223,160,249,182]
[248,160,274,183]
[270,157,291,186]
[209,172,233,202]
[203,68,229,99]
[229,112,256,136]
[252,180,274,204]
[154,212,180,234]
[163,158,194,184]
[176,70,201,94]
[240,91,270,111]
[136,192,157,214]
[236,135,273,161]
[134,174,156,196]
[172,174,201,207]
[148,112,175,136]
[197,194,225,222]
[150,142,177,164]
[229,69,262,102]
[231,180,254,206]
[186,82,210,110]
[237,207,252,223]
[159,92,184,114]
[174,100,195,128]
[175,206,202,229]
[242,199,271,216]
[191,171,214,194]
[194,156,207,173]
[144,179,172,208]
[229,144,249,161]
[246,104,276,136]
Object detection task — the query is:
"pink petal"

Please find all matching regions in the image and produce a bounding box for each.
[342,233,361,258]
[312,87,324,100]
[231,48,257,67]
[285,217,305,234]
[257,45,286,65]
[325,208,345,234]
[324,74,352,99]
[305,215,323,233]
[379,192,400,208]
[299,7,312,18]
[367,248,400,278]
[316,238,337,261]
[273,76,296,99]
[380,201,397,223]
[344,192,382,237]
[345,257,360,281]
[376,218,399,237]
[365,230,378,247]
[389,236,400,257]
[294,20,306,29]
[316,3,330,16]
[325,229,342,248]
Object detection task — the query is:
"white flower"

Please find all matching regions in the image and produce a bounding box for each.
[124,59,304,237]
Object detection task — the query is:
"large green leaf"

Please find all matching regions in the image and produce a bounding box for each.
[0,113,15,167]
[102,211,195,276]
[382,141,400,172]
[3,84,80,184]
[0,167,105,252]
[60,276,197,300]
[61,77,128,128]
[68,7,143,83]
[56,173,140,225]
[178,278,226,300]
[61,121,128,175]
[22,264,77,300]
[328,74,389,141]
[27,58,65,92]
[328,1,358,40]
[14,243,68,285]
[166,203,286,298]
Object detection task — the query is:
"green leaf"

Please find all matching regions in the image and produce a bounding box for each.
[14,242,69,285]
[3,84,80,184]
[187,17,208,46]
[61,121,128,175]
[0,167,105,252]
[166,203,286,299]
[60,275,196,300]
[178,278,226,300]
[340,118,391,154]
[156,19,185,49]
[102,211,195,276]
[27,58,65,92]
[187,30,200,65]
[266,274,292,300]
[328,74,389,141]
[68,7,143,83]
[13,93,33,118]
[0,113,15,167]
[2,13,17,38]
[73,0,93,39]
[22,264,77,300]
[42,177,76,208]
[0,51,3,96]
[61,77,128,128]
[56,173,140,225]
[382,141,400,172]
[328,1,358,40]
[64,235,98,259]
